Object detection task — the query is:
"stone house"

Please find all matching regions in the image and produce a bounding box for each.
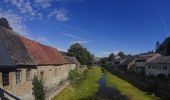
[119,56,136,72]
[134,52,161,74]
[145,56,170,78]
[93,57,101,66]
[0,26,76,99]
[114,55,122,64]
[64,56,80,70]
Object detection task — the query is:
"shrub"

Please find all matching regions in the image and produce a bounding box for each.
[68,69,79,81]
[146,81,159,93]
[32,76,45,100]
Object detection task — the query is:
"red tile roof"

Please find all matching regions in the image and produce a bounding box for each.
[20,36,66,65]
[39,44,66,65]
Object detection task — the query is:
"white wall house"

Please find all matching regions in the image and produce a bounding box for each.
[145,56,170,78]
[135,53,161,74]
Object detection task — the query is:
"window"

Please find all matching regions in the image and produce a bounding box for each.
[40,71,44,79]
[148,66,151,69]
[158,66,161,70]
[163,66,167,70]
[26,69,30,81]
[16,70,21,84]
[55,69,57,77]
[2,72,9,86]
[152,66,155,69]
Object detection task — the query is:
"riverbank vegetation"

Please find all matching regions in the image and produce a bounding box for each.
[52,67,101,100]
[53,67,160,100]
[104,70,160,100]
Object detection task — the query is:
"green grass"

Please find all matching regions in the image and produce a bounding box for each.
[104,70,160,100]
[52,67,102,100]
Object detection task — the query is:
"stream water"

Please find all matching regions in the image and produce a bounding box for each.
[83,74,128,100]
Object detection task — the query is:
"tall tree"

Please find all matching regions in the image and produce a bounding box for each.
[156,41,160,52]
[108,53,115,62]
[100,57,108,65]
[67,43,93,66]
[118,51,125,58]
[157,37,170,56]
[0,17,12,30]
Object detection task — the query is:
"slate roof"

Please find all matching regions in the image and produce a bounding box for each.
[120,56,136,66]
[137,53,160,59]
[64,56,79,64]
[0,27,34,66]
[147,56,170,64]
[0,26,66,66]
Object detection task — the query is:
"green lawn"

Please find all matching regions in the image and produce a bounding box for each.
[52,67,102,100]
[104,70,160,100]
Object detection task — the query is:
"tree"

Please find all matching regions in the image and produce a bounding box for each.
[0,17,12,30]
[156,37,170,56]
[67,43,93,66]
[108,53,115,62]
[156,41,160,52]
[32,77,45,100]
[118,51,125,58]
[100,57,108,65]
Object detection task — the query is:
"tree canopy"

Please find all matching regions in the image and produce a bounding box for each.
[67,43,93,66]
[0,17,12,30]
[118,51,125,58]
[108,53,115,62]
[100,57,108,65]
[156,37,170,56]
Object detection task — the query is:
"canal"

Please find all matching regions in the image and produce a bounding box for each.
[84,74,128,100]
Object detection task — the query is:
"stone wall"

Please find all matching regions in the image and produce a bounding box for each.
[0,68,37,97]
[0,64,76,98]
[37,64,74,92]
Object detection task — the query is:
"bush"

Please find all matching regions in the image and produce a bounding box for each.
[146,81,159,93]
[32,76,45,100]
[68,69,79,81]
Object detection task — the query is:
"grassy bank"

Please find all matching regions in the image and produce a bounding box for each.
[104,70,160,100]
[52,67,101,100]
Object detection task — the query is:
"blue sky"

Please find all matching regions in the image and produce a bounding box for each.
[0,0,170,57]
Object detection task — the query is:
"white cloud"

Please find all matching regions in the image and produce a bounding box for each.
[34,0,52,8]
[0,10,28,35]
[62,32,84,40]
[48,8,69,22]
[10,0,34,15]
[70,40,92,45]
[57,47,67,52]
[3,0,70,22]
[36,37,50,44]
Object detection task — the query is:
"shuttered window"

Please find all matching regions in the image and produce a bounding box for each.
[26,69,30,81]
[2,72,9,86]
[16,70,21,84]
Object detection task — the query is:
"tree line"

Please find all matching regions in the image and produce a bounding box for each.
[156,37,170,56]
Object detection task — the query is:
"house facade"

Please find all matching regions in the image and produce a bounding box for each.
[0,26,77,99]
[145,56,170,78]
[119,56,136,71]
[135,53,161,74]
[93,57,101,66]
[114,55,122,64]
[64,56,80,70]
